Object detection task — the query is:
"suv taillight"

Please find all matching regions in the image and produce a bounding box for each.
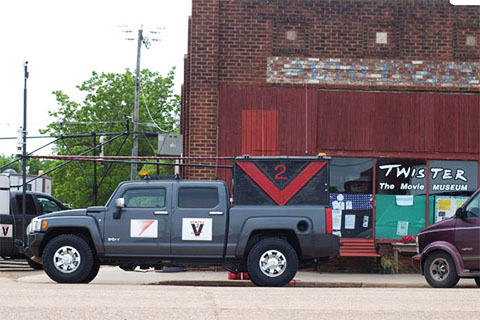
[325,208,333,234]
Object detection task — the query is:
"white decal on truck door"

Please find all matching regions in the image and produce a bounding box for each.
[182,218,212,241]
[0,224,13,238]
[130,220,158,238]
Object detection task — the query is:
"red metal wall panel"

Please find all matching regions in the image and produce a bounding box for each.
[217,86,479,164]
[241,110,279,155]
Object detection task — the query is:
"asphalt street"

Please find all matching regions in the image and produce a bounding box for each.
[0,263,479,320]
[1,276,479,320]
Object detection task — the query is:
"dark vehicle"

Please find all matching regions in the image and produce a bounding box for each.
[23,156,340,286]
[413,188,480,288]
[0,188,68,269]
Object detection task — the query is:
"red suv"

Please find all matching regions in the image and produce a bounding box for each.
[413,188,480,288]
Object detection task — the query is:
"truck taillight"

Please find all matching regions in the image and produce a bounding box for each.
[325,208,333,234]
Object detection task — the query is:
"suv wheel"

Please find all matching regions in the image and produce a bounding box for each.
[43,234,95,283]
[247,238,298,287]
[424,251,459,288]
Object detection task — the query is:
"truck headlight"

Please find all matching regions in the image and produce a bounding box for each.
[415,236,419,254]
[31,218,43,232]
[27,222,33,233]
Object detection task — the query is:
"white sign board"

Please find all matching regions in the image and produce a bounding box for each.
[396,221,409,236]
[182,218,212,241]
[130,220,158,238]
[0,224,13,238]
[0,175,10,215]
[344,215,356,230]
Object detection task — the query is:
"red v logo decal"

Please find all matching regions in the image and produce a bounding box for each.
[236,161,326,206]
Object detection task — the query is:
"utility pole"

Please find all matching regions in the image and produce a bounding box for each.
[21,61,29,245]
[92,132,98,205]
[131,28,143,180]
[119,25,161,180]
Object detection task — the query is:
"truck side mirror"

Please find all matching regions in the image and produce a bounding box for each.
[455,207,466,219]
[113,198,125,219]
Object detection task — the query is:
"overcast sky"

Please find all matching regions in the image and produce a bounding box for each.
[0,0,477,160]
[0,0,191,157]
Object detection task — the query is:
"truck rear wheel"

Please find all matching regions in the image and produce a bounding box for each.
[424,251,459,288]
[247,238,298,287]
[26,258,43,270]
[43,234,95,283]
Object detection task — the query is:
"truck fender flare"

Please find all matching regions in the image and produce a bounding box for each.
[43,217,105,255]
[235,217,312,259]
[422,241,465,274]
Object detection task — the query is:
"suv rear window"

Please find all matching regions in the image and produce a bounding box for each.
[178,188,218,208]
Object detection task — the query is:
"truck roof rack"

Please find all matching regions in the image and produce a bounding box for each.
[140,174,182,181]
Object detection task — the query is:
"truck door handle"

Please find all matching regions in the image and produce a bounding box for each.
[154,211,169,215]
[209,211,224,215]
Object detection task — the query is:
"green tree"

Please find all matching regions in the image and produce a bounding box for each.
[0,154,53,176]
[41,68,180,208]
[0,155,20,173]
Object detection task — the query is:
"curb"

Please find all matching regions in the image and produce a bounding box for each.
[147,280,432,288]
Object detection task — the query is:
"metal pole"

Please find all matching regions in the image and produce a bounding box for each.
[92,132,98,206]
[21,61,29,246]
[131,28,143,180]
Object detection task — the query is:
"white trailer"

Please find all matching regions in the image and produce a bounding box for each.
[6,174,52,195]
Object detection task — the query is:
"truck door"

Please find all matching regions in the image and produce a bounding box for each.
[455,192,480,270]
[171,183,228,257]
[104,184,172,255]
[13,194,39,244]
[0,176,12,255]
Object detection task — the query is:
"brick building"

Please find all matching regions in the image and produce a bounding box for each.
[181,0,480,272]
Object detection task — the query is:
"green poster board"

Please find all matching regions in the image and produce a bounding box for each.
[375,194,427,239]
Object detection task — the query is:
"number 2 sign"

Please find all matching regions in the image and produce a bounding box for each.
[274,164,288,180]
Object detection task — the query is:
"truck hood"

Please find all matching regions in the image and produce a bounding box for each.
[417,217,456,236]
[38,209,87,219]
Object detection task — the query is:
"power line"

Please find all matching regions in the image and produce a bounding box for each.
[139,77,173,134]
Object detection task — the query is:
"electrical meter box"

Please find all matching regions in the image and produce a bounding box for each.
[232,156,330,206]
[158,134,183,156]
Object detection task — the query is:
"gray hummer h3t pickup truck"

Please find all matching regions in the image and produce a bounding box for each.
[24,156,339,286]
[0,174,69,269]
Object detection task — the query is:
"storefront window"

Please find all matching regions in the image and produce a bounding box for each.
[329,158,373,238]
[331,158,479,239]
[375,159,427,239]
[429,160,478,223]
[330,158,373,194]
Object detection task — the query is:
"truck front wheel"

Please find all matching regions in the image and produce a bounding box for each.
[43,234,96,283]
[247,238,298,287]
[424,251,459,288]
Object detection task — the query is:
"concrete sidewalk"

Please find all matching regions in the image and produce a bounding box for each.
[15,266,478,287]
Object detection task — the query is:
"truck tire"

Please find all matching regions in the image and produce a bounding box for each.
[475,278,480,288]
[81,262,100,283]
[26,258,43,270]
[43,234,95,283]
[424,251,459,288]
[247,238,298,287]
